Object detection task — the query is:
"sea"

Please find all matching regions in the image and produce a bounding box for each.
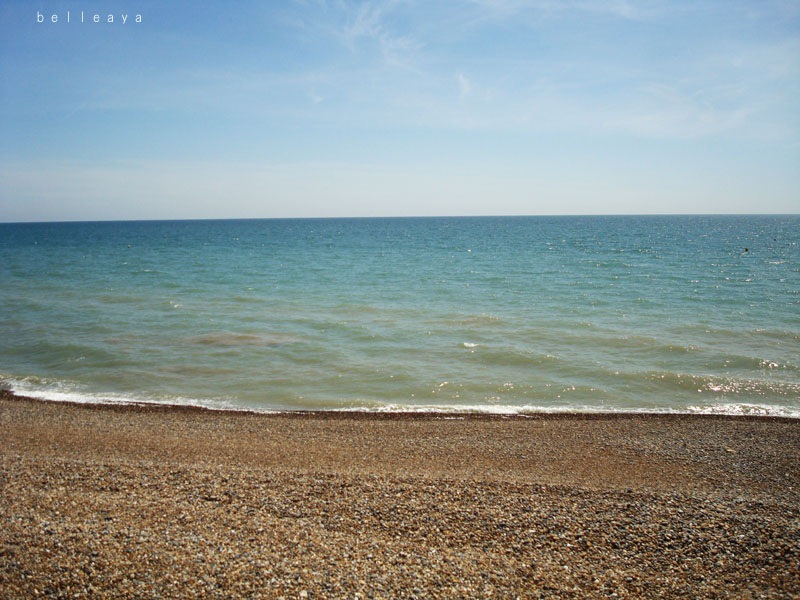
[1,215,798,417]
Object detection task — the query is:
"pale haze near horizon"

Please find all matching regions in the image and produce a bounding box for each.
[1,1,798,222]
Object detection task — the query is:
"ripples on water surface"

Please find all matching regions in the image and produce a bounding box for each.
[1,215,798,416]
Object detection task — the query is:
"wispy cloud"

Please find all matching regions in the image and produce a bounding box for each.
[463,0,671,24]
[605,83,752,139]
[457,72,472,99]
[296,1,423,68]
[609,36,800,140]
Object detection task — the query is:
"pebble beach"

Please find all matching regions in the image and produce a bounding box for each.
[1,391,798,598]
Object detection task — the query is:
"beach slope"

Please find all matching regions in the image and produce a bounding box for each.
[1,392,798,598]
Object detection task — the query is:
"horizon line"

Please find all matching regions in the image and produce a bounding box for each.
[2,212,798,226]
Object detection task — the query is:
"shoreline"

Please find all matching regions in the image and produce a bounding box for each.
[2,390,798,597]
[2,389,797,423]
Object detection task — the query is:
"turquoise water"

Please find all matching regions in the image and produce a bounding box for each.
[1,215,798,416]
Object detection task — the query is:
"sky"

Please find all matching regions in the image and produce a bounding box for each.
[1,0,798,221]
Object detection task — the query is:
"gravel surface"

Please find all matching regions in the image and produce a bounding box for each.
[1,392,798,598]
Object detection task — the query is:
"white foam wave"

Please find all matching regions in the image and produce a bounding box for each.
[1,376,263,414]
[685,402,800,418]
[3,376,798,418]
[329,401,800,418]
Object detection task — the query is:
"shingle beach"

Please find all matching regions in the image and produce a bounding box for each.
[1,392,798,598]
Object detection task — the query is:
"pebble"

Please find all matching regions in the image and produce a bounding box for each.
[1,393,798,598]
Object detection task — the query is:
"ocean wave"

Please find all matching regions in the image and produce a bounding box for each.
[466,346,562,368]
[331,401,800,418]
[685,403,800,418]
[0,374,252,413]
[188,332,300,347]
[3,373,798,418]
[639,370,800,397]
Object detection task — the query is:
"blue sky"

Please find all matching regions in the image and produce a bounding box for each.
[1,1,798,221]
